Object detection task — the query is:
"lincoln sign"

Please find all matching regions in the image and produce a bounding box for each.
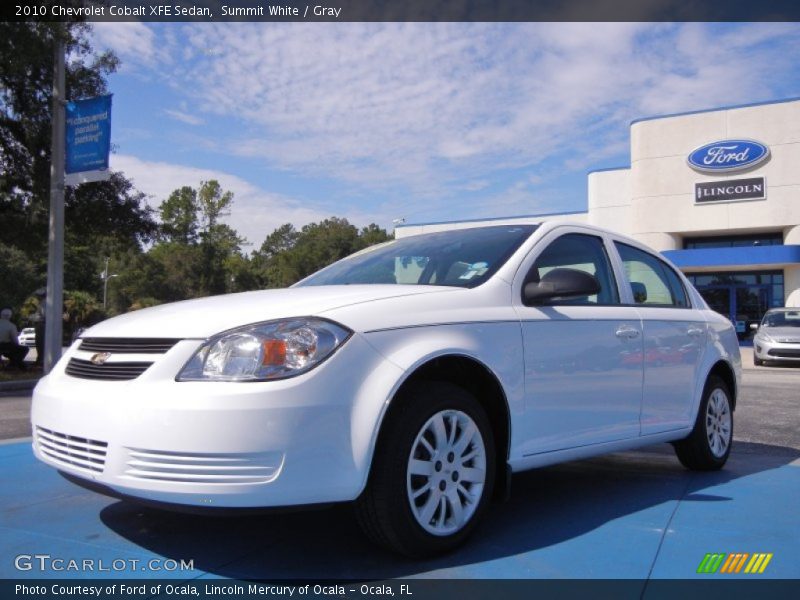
[695,177,766,204]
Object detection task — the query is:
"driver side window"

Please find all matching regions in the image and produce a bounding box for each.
[525,233,620,305]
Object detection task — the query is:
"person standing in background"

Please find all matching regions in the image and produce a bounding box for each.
[0,308,28,370]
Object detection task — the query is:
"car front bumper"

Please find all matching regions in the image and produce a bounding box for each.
[31,335,403,508]
[754,337,800,362]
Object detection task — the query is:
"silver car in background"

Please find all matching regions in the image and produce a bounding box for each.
[18,327,36,347]
[753,308,800,366]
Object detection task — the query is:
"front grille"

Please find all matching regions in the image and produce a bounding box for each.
[66,358,152,381]
[125,448,283,485]
[79,338,180,354]
[36,427,108,474]
[767,348,800,358]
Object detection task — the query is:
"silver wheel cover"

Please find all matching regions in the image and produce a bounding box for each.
[706,388,732,458]
[406,409,487,536]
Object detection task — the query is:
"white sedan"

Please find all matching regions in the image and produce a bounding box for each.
[18,327,36,347]
[31,222,741,557]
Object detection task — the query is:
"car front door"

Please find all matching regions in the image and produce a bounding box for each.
[514,229,644,455]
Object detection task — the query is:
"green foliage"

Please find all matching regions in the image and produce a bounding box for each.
[251,217,393,288]
[0,22,124,255]
[0,20,156,326]
[159,186,199,244]
[0,243,40,312]
[197,180,233,233]
[150,180,246,299]
[63,290,103,335]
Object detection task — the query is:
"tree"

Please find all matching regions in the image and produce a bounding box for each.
[159,186,199,244]
[360,223,394,247]
[197,180,233,234]
[63,289,102,339]
[0,21,121,255]
[252,218,393,288]
[0,243,39,313]
[0,20,157,322]
[158,180,236,245]
[151,180,245,298]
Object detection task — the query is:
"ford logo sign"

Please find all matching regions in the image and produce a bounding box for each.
[687,139,769,174]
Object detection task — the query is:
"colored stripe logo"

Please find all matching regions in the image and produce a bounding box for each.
[697,553,773,574]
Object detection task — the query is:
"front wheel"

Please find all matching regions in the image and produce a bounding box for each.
[673,375,733,470]
[356,381,496,557]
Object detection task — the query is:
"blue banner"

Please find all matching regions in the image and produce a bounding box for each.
[65,95,112,174]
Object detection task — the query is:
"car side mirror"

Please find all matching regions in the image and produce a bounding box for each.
[523,268,601,306]
[750,322,759,331]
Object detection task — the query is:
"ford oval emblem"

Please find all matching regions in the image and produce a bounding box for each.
[687,139,769,174]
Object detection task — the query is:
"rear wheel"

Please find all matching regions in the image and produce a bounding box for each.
[356,381,495,557]
[673,375,733,471]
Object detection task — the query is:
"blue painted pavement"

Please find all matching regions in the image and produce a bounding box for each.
[1,441,798,581]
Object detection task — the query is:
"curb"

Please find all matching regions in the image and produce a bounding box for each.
[0,378,39,392]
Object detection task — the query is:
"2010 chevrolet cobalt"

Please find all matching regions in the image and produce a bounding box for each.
[32,222,741,557]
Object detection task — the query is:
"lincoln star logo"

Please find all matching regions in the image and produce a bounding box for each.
[90,352,112,365]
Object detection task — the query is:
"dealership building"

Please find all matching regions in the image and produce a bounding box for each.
[397,97,800,334]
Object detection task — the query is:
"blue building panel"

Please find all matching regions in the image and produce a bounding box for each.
[663,245,800,269]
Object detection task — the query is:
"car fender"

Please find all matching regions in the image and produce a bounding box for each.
[690,313,742,421]
[351,321,524,495]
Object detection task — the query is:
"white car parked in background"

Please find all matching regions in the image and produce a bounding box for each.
[753,307,800,366]
[31,222,741,556]
[18,327,36,347]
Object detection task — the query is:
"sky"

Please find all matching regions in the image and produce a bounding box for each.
[91,22,800,250]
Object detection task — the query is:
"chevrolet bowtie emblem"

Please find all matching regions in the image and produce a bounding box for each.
[90,352,112,365]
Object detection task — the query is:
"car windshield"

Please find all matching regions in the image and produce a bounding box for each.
[762,310,800,328]
[297,224,538,289]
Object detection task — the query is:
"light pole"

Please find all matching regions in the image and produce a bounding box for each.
[44,25,65,373]
[101,257,118,311]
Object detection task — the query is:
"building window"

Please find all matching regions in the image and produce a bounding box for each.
[683,233,783,250]
[686,271,784,308]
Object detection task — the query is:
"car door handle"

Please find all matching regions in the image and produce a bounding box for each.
[615,326,640,339]
[687,327,705,337]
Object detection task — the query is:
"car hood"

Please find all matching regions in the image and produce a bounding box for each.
[82,285,458,339]
[760,326,800,340]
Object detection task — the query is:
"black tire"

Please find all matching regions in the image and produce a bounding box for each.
[673,375,733,471]
[356,381,496,558]
[754,356,764,367]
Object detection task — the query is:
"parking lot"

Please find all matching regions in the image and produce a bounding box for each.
[1,348,798,582]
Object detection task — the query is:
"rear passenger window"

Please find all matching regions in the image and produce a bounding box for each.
[615,242,690,307]
[527,234,619,305]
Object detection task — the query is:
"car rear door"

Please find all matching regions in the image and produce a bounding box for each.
[613,241,707,435]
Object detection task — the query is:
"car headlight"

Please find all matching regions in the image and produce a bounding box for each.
[177,318,352,381]
[756,331,774,343]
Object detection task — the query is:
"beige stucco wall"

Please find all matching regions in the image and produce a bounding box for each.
[625,99,800,244]
[786,225,800,307]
